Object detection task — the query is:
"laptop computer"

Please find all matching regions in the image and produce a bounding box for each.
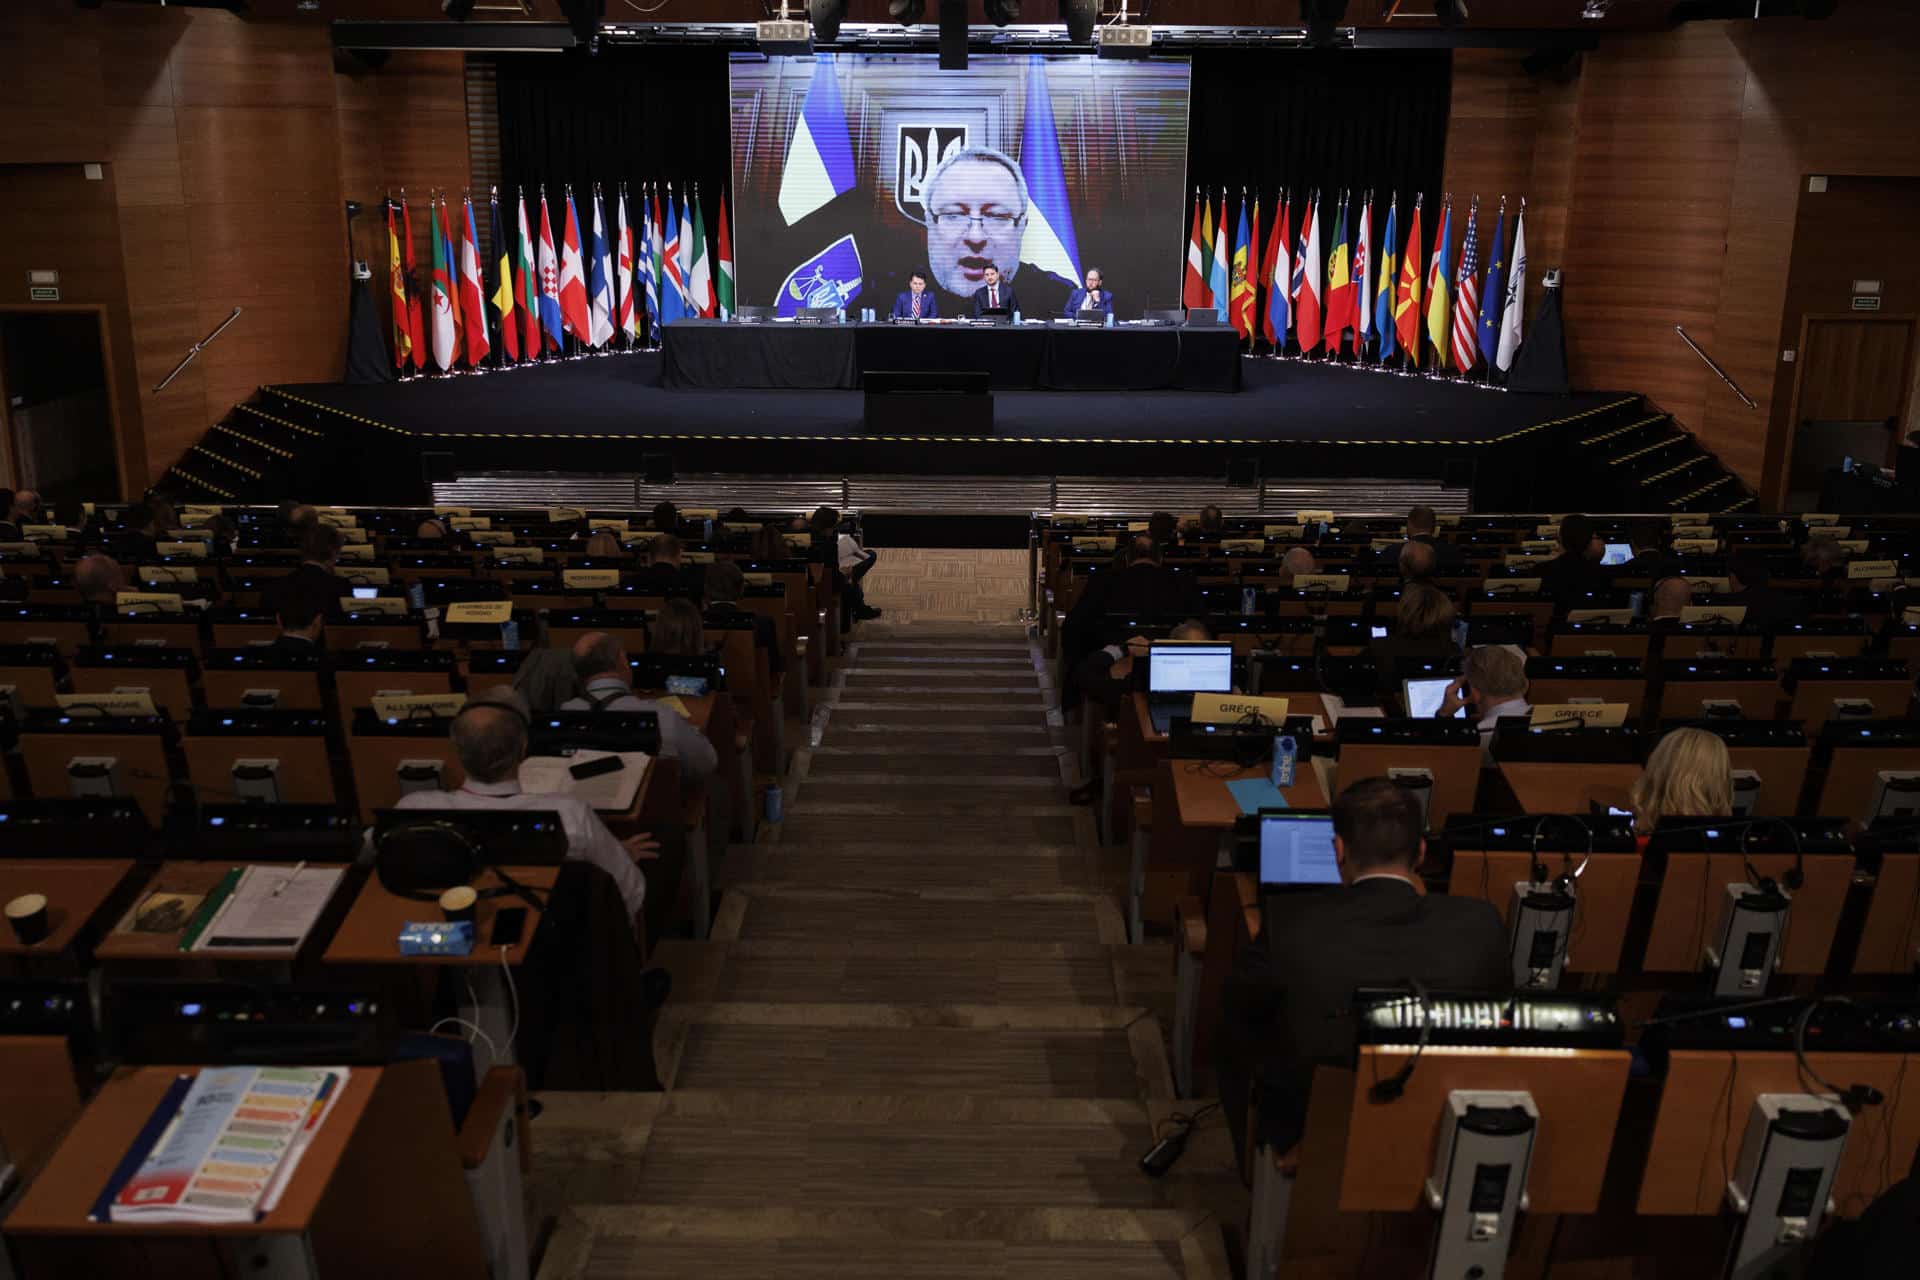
[1258,810,1342,887]
[1147,641,1233,734]
[1403,675,1467,720]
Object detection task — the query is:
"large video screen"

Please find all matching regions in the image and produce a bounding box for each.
[728,52,1191,320]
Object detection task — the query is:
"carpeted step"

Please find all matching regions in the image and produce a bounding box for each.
[537,1205,1231,1280]
[652,938,1143,1007]
[826,705,1051,729]
[719,843,1088,894]
[770,811,1080,844]
[713,887,1124,946]
[657,1004,1163,1098]
[805,747,1062,774]
[792,780,1065,813]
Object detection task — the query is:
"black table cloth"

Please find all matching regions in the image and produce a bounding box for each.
[659,319,1242,394]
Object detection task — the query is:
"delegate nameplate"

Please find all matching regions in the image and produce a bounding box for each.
[1190,693,1289,726]
[1529,703,1629,730]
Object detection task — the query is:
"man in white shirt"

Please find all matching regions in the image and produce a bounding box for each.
[810,505,880,625]
[1437,643,1532,751]
[395,688,653,925]
[560,632,719,785]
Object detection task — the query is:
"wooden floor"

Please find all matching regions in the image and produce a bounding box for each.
[531,622,1243,1278]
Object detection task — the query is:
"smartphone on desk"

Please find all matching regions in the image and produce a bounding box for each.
[490,907,529,947]
[569,754,625,781]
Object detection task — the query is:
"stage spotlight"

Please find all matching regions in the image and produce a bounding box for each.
[1302,0,1349,47]
[809,0,846,43]
[890,0,926,23]
[985,0,1022,26]
[441,0,475,20]
[1062,0,1098,45]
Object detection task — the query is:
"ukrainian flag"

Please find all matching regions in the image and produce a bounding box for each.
[778,56,856,227]
[1018,56,1082,285]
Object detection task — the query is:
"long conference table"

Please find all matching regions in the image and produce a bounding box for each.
[659,317,1244,393]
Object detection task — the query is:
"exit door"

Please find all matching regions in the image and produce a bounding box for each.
[0,310,122,504]
[1785,314,1917,498]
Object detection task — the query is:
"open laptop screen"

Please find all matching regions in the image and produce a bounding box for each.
[1259,812,1342,886]
[1148,643,1233,695]
[1404,676,1467,720]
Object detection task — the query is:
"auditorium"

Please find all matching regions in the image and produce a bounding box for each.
[2,0,1919,1276]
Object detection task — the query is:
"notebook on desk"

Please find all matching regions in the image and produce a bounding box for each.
[519,750,650,812]
[1147,642,1234,734]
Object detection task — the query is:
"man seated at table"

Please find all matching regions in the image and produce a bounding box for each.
[398,687,654,926]
[1280,547,1319,582]
[1214,777,1510,1176]
[638,534,702,598]
[703,559,784,677]
[1063,267,1114,318]
[270,578,334,654]
[1397,539,1437,584]
[75,552,127,614]
[971,263,1019,318]
[890,269,938,320]
[562,631,718,785]
[1435,643,1531,750]
[264,522,352,624]
[1401,504,1464,572]
[1645,575,1695,625]
[1540,513,1614,612]
[1727,554,1804,630]
[1067,618,1214,805]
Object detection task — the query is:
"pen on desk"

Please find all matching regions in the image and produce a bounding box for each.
[271,861,306,898]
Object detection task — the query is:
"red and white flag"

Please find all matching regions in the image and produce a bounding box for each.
[1295,194,1324,354]
[458,195,489,366]
[536,191,562,352]
[1183,190,1210,310]
[1354,196,1373,351]
[1450,200,1482,372]
[558,190,592,340]
[615,189,637,342]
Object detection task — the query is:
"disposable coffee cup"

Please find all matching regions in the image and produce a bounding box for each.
[5,893,50,946]
[439,885,478,924]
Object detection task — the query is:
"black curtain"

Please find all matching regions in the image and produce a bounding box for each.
[1186,48,1450,245]
[493,47,734,213]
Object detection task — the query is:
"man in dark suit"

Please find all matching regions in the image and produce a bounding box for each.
[1063,267,1114,318]
[1058,537,1203,712]
[889,270,938,320]
[270,578,334,654]
[1214,777,1510,1174]
[261,522,352,624]
[1727,555,1804,631]
[1402,504,1465,572]
[115,502,162,565]
[1539,512,1615,613]
[970,263,1018,317]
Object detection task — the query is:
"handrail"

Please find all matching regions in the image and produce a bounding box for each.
[1675,325,1757,410]
[153,306,243,393]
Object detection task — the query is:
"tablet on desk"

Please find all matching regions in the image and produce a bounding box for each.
[1404,676,1467,720]
[1601,543,1633,567]
[1259,811,1341,886]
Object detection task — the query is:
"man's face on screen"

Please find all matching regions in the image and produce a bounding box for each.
[925,158,1025,296]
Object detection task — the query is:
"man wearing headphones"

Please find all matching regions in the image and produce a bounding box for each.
[1212,778,1509,1179]
[396,688,655,926]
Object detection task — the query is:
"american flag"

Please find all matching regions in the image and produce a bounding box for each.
[1450,202,1482,372]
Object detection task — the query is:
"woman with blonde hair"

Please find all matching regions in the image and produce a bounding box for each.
[1628,726,1732,835]
[582,530,625,559]
[650,598,707,657]
[1372,583,1460,664]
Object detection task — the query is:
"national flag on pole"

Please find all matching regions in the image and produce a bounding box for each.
[1208,190,1230,324]
[635,186,657,340]
[387,199,412,371]
[1296,193,1324,353]
[616,188,638,342]
[401,194,426,371]
[440,197,464,361]
[559,189,592,341]
[778,54,856,227]
[677,195,696,314]
[1259,191,1289,347]
[1193,193,1216,312]
[1450,200,1482,372]
[459,195,490,366]
[1475,202,1508,368]
[1374,197,1399,363]
[1184,190,1210,310]
[515,190,539,358]
[536,190,563,350]
[1395,197,1424,365]
[660,187,686,326]
[1425,199,1453,369]
[429,196,457,371]
[715,192,735,322]
[1354,196,1373,352]
[1496,203,1527,372]
[587,187,614,347]
[1018,55,1082,285]
[687,188,713,318]
[647,187,666,334]
[1322,193,1355,353]
[489,190,518,362]
[1228,194,1255,341]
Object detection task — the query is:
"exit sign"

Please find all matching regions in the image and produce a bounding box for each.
[28,285,58,302]
[1851,295,1882,311]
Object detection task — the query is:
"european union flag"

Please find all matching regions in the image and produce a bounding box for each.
[1477,207,1508,367]
[1018,56,1082,285]
[776,234,863,317]
[778,56,857,227]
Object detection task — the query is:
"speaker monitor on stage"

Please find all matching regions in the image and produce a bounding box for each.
[1183,311,1227,328]
[1145,309,1187,326]
[641,453,675,487]
[863,370,992,436]
[736,305,775,322]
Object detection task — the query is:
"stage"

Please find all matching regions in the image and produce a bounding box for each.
[263,352,1639,509]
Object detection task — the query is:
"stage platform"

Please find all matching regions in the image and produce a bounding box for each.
[263,352,1638,509]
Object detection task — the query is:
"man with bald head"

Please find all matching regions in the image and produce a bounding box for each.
[0,490,41,539]
[1397,539,1437,583]
[395,687,653,924]
[1281,547,1319,580]
[1647,576,1695,624]
[75,553,127,611]
[560,632,718,784]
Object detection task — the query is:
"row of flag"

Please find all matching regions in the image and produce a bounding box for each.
[1186,187,1529,375]
[384,183,736,374]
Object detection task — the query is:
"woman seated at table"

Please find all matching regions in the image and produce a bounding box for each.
[1626,726,1732,842]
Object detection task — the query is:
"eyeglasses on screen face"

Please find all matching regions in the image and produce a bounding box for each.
[930,208,1024,228]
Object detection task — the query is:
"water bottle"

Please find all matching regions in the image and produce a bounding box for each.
[702,517,714,543]
[501,618,521,651]
[1012,309,1022,325]
[1241,586,1256,617]
[1104,310,1115,328]
[835,306,846,324]
[1270,735,1297,790]
[764,783,784,824]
